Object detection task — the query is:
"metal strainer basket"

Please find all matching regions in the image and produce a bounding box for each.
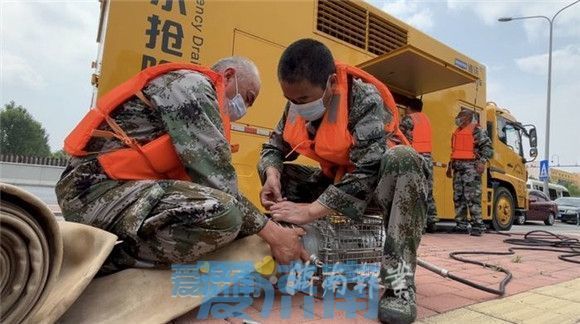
[301,214,384,282]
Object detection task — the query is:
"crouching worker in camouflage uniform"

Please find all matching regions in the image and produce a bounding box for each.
[258,39,427,324]
[56,57,309,272]
[446,109,493,236]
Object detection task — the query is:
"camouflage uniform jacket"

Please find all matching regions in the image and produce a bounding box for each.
[57,70,267,234]
[258,78,391,219]
[451,123,494,165]
[400,114,414,144]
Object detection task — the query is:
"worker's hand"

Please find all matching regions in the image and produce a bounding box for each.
[476,162,485,175]
[257,220,310,264]
[271,201,316,225]
[446,165,453,178]
[260,168,283,209]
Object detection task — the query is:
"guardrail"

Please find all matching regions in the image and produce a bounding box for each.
[0,154,68,167]
[0,157,65,206]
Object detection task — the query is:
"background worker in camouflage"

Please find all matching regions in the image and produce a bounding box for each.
[56,57,309,272]
[446,109,493,236]
[258,39,427,324]
[400,98,438,233]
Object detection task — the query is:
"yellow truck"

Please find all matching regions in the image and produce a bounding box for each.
[91,0,537,230]
[484,102,537,230]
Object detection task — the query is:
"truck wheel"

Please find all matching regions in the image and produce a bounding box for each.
[493,187,514,231]
[515,213,526,225]
[544,212,555,226]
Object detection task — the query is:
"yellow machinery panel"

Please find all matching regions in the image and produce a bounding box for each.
[231,30,286,129]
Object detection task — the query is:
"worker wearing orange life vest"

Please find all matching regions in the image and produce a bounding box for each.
[258,39,427,324]
[56,57,309,271]
[400,98,439,233]
[446,109,493,236]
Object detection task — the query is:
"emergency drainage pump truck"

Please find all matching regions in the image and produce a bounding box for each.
[90,0,538,230]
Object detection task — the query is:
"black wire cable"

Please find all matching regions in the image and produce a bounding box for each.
[446,250,513,296]
[502,230,580,264]
[437,230,580,296]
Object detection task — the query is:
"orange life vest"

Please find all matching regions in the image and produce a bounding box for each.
[451,123,476,160]
[64,63,230,181]
[283,62,409,181]
[409,112,432,153]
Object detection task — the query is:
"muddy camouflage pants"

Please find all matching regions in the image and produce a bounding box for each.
[278,146,427,290]
[59,180,261,271]
[452,160,484,229]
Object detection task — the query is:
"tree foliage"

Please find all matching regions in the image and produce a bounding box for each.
[51,149,69,160]
[559,180,580,197]
[0,101,51,157]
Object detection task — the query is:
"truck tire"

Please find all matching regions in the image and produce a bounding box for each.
[514,213,526,225]
[493,187,514,231]
[544,212,555,226]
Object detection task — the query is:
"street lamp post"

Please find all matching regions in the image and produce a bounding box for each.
[498,0,580,197]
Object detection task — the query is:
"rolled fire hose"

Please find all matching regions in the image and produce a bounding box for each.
[0,183,117,323]
[0,183,64,323]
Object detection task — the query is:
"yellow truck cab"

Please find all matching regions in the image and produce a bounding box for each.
[92,0,537,230]
[485,102,538,230]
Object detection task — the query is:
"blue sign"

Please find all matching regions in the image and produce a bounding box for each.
[539,160,549,181]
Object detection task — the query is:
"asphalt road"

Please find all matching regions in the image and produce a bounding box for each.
[510,219,580,236]
[435,220,580,236]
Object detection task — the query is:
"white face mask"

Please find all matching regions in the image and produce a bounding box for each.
[228,74,247,121]
[289,77,330,121]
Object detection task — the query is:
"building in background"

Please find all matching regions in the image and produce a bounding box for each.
[549,168,580,187]
[527,162,580,187]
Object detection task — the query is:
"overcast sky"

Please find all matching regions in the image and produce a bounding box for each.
[1,0,579,172]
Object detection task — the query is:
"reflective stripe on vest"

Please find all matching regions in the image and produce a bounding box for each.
[64,63,229,181]
[409,112,432,153]
[451,123,476,160]
[283,62,408,181]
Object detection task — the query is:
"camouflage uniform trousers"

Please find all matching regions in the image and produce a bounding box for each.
[58,180,261,272]
[452,160,484,229]
[420,153,438,225]
[276,146,427,292]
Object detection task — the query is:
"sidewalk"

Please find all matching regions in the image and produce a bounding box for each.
[176,227,580,323]
[418,278,580,323]
[414,229,580,320]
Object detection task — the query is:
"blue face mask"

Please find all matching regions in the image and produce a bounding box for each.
[289,78,330,121]
[228,74,247,121]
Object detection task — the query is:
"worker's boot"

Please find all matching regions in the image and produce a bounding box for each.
[470,226,482,236]
[425,219,438,233]
[470,222,485,236]
[451,222,468,233]
[378,259,417,324]
[378,285,417,324]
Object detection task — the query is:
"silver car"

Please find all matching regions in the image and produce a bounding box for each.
[555,197,580,224]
